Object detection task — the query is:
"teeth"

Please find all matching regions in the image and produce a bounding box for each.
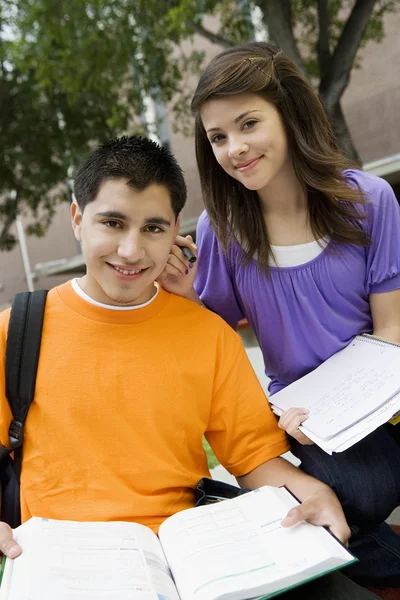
[113,266,142,275]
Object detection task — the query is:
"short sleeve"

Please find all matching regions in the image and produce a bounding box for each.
[195,211,245,327]
[205,325,289,477]
[361,174,400,294]
[0,309,13,447]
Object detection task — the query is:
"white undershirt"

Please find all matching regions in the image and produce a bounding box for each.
[71,278,160,310]
[269,238,329,267]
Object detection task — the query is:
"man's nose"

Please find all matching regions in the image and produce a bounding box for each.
[117,234,145,262]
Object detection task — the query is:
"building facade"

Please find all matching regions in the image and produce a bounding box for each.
[1,10,399,308]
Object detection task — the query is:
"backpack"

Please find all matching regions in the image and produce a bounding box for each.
[0,290,48,528]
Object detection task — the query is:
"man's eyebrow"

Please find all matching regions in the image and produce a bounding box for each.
[206,110,261,133]
[144,217,171,227]
[95,211,127,220]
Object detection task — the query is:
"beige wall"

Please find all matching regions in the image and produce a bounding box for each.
[341,11,400,164]
[0,203,78,309]
[166,23,221,231]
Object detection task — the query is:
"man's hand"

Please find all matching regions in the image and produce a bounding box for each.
[281,486,351,545]
[238,457,350,545]
[278,408,314,445]
[156,235,200,301]
[0,522,22,558]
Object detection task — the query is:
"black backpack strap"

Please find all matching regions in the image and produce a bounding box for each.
[1,290,48,481]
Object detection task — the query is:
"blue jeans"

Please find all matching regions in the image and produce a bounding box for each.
[280,572,379,598]
[290,425,400,586]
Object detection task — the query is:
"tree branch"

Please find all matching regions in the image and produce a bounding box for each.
[0,199,18,252]
[194,23,233,48]
[330,101,361,163]
[317,0,331,79]
[320,0,378,109]
[255,0,306,74]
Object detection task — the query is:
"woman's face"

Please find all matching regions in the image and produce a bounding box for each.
[200,92,293,193]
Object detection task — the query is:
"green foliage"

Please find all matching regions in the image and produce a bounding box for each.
[1,0,399,248]
[288,0,400,78]
[203,437,220,470]
[0,0,206,249]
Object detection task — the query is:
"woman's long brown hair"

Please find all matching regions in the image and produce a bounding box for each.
[191,42,370,270]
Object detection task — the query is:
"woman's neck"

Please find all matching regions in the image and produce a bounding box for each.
[257,168,314,246]
[257,164,307,217]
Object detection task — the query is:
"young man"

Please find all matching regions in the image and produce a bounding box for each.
[0,137,378,599]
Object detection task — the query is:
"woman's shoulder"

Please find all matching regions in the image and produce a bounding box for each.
[343,168,396,206]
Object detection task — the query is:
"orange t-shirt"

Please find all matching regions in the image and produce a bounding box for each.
[0,282,288,532]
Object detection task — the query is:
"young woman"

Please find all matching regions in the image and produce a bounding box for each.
[158,42,400,586]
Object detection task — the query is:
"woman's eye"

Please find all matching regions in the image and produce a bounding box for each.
[243,120,257,130]
[210,134,225,144]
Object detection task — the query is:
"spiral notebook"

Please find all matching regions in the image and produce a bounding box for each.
[271,334,400,454]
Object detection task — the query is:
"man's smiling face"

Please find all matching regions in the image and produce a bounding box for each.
[71,178,180,306]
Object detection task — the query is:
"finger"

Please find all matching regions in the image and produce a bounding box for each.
[281,504,314,529]
[168,253,189,275]
[0,523,22,558]
[161,263,184,278]
[278,409,309,432]
[281,505,350,545]
[328,521,351,545]
[173,235,197,250]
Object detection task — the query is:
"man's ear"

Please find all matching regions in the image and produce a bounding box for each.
[71,201,83,243]
[173,214,181,238]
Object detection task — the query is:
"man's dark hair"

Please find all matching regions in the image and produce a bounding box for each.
[74,136,187,218]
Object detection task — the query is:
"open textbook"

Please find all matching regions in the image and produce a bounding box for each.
[0,485,355,600]
[271,334,400,454]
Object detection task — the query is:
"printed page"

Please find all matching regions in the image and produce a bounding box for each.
[271,336,400,439]
[0,518,180,600]
[158,486,352,600]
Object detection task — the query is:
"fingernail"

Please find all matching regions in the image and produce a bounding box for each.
[185,269,189,275]
[191,243,197,249]
[189,263,193,269]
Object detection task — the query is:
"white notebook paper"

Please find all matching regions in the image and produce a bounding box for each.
[271,335,400,450]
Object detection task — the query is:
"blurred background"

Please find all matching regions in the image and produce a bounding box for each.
[1,0,400,308]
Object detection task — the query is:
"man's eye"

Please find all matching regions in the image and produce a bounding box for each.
[103,220,121,228]
[146,226,163,233]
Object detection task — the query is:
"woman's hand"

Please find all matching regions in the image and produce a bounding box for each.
[157,235,200,302]
[278,407,314,445]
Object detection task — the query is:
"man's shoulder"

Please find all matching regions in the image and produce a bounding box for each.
[0,305,11,333]
[167,293,240,337]
[0,283,67,330]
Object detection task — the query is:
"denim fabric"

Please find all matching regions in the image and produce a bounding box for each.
[290,425,400,584]
[280,572,380,599]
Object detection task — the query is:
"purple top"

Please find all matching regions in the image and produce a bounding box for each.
[195,170,400,395]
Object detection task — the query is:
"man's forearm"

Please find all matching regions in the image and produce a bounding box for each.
[237,457,331,502]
